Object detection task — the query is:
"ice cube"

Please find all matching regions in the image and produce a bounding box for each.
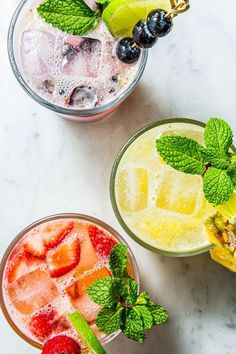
[70,293,101,323]
[116,168,149,212]
[21,30,55,77]
[67,267,110,299]
[156,169,201,214]
[7,268,58,314]
[61,37,101,78]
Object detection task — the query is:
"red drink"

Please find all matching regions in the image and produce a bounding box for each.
[0,214,138,350]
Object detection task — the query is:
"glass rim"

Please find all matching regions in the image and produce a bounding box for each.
[0,213,140,351]
[110,117,219,257]
[7,0,148,117]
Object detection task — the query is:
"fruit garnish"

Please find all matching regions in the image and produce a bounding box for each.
[156,117,236,206]
[116,38,141,64]
[147,9,173,37]
[43,221,74,249]
[37,0,190,64]
[132,19,157,48]
[47,238,80,278]
[42,335,81,354]
[29,308,57,340]
[68,312,106,354]
[102,0,171,38]
[87,243,168,343]
[24,231,46,258]
[88,225,117,257]
[103,0,189,61]
[205,212,236,272]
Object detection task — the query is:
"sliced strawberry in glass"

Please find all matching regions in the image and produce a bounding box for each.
[88,225,117,258]
[42,220,74,249]
[47,238,80,278]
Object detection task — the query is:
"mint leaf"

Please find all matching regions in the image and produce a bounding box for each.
[125,278,138,305]
[96,306,123,334]
[201,147,230,169]
[37,0,99,36]
[156,136,206,175]
[136,291,154,306]
[96,0,111,8]
[203,167,234,205]
[123,309,145,343]
[148,305,169,325]
[109,243,128,277]
[134,306,153,330]
[87,277,117,307]
[204,117,233,152]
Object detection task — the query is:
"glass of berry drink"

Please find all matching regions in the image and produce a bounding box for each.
[8,0,147,123]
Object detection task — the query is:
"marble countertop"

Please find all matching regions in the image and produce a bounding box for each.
[0,0,236,353]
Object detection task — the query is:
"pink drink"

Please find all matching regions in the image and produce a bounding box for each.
[0,214,138,350]
[8,0,147,122]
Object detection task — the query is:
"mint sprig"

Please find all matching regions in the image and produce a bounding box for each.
[156,117,236,206]
[203,168,234,205]
[37,0,100,36]
[204,117,233,151]
[87,244,168,343]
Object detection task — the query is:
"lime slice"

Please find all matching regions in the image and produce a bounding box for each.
[68,312,106,354]
[216,191,236,220]
[103,0,171,37]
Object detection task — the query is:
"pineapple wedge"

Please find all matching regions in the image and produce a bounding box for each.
[205,213,236,272]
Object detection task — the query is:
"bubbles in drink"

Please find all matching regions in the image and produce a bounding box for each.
[61,37,101,78]
[18,3,141,110]
[2,218,128,346]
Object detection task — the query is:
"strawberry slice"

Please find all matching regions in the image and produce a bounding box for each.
[29,308,57,341]
[47,239,80,278]
[24,231,46,259]
[6,252,28,283]
[43,221,74,249]
[88,225,117,257]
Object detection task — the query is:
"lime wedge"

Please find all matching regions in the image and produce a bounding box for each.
[102,0,171,37]
[68,312,106,354]
[216,191,236,220]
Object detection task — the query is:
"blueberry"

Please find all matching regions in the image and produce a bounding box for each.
[68,86,98,109]
[116,37,141,64]
[132,20,157,48]
[41,79,55,94]
[147,9,173,37]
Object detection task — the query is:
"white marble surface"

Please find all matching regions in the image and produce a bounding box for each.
[1,0,236,353]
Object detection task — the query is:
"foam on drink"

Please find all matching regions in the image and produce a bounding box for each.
[19,0,141,110]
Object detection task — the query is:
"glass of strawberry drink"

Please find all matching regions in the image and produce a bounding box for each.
[0,214,139,351]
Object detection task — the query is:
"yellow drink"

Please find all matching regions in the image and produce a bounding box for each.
[111,119,216,256]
